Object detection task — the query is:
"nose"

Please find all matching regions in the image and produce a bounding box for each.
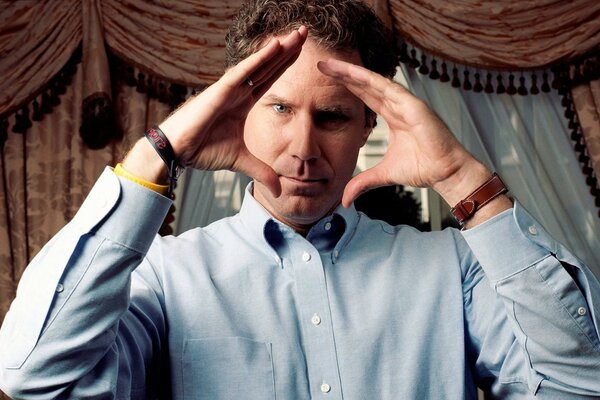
[287,114,321,161]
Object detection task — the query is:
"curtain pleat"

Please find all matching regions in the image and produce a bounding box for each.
[388,0,600,70]
[0,0,81,117]
[102,0,242,85]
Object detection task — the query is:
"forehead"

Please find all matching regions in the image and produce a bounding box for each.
[267,39,363,103]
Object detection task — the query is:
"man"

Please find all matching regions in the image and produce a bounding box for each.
[1,0,599,398]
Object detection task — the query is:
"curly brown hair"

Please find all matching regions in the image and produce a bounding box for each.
[224,0,397,79]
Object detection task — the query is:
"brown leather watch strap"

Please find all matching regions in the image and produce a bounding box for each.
[450,173,508,225]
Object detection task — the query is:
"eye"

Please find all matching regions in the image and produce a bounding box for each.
[315,111,351,129]
[272,104,290,114]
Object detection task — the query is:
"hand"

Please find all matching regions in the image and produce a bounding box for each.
[317,59,493,208]
[149,27,309,197]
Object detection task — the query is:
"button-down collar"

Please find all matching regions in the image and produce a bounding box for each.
[238,183,360,265]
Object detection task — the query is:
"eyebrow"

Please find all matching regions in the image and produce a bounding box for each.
[264,94,291,105]
[263,94,355,114]
[316,105,354,115]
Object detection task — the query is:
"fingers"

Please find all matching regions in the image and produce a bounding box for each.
[342,165,392,208]
[235,150,282,198]
[251,45,303,99]
[249,26,308,85]
[318,58,406,97]
[317,59,418,126]
[227,26,308,91]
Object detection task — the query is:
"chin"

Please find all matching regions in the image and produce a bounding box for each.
[277,196,339,225]
[254,182,342,226]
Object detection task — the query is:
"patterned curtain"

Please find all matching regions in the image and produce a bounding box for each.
[0,0,180,349]
[0,63,171,338]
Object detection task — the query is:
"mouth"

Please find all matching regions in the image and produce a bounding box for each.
[283,176,327,183]
[280,176,329,193]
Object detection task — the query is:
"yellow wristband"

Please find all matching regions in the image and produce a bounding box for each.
[114,163,169,195]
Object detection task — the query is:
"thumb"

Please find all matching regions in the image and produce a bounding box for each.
[342,165,392,208]
[235,150,281,198]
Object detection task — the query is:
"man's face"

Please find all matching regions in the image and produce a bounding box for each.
[244,39,372,232]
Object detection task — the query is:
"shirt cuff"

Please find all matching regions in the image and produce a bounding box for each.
[73,166,173,254]
[461,201,550,282]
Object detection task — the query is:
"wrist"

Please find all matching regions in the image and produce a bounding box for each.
[122,137,170,185]
[433,161,491,206]
[433,161,513,229]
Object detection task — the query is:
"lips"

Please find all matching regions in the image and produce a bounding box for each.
[280,175,328,194]
[283,176,327,184]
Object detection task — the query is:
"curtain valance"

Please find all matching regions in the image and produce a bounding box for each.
[388,0,600,70]
[1,0,244,149]
[2,0,598,127]
[0,1,81,122]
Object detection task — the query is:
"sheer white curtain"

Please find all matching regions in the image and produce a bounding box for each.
[400,65,600,274]
[174,169,251,233]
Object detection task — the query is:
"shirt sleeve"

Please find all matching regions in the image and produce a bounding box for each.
[0,167,172,399]
[461,201,600,398]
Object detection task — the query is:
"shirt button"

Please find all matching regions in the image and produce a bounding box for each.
[98,197,109,210]
[320,383,331,393]
[578,307,587,316]
[311,314,321,325]
[528,225,538,235]
[56,283,64,293]
[302,252,311,262]
[333,250,339,258]
[324,222,332,231]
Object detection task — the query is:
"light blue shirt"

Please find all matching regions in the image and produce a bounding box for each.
[1,167,600,399]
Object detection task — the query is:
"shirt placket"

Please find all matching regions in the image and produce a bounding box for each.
[291,243,343,399]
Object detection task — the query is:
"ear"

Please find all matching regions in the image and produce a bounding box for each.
[360,113,376,146]
[360,126,373,147]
